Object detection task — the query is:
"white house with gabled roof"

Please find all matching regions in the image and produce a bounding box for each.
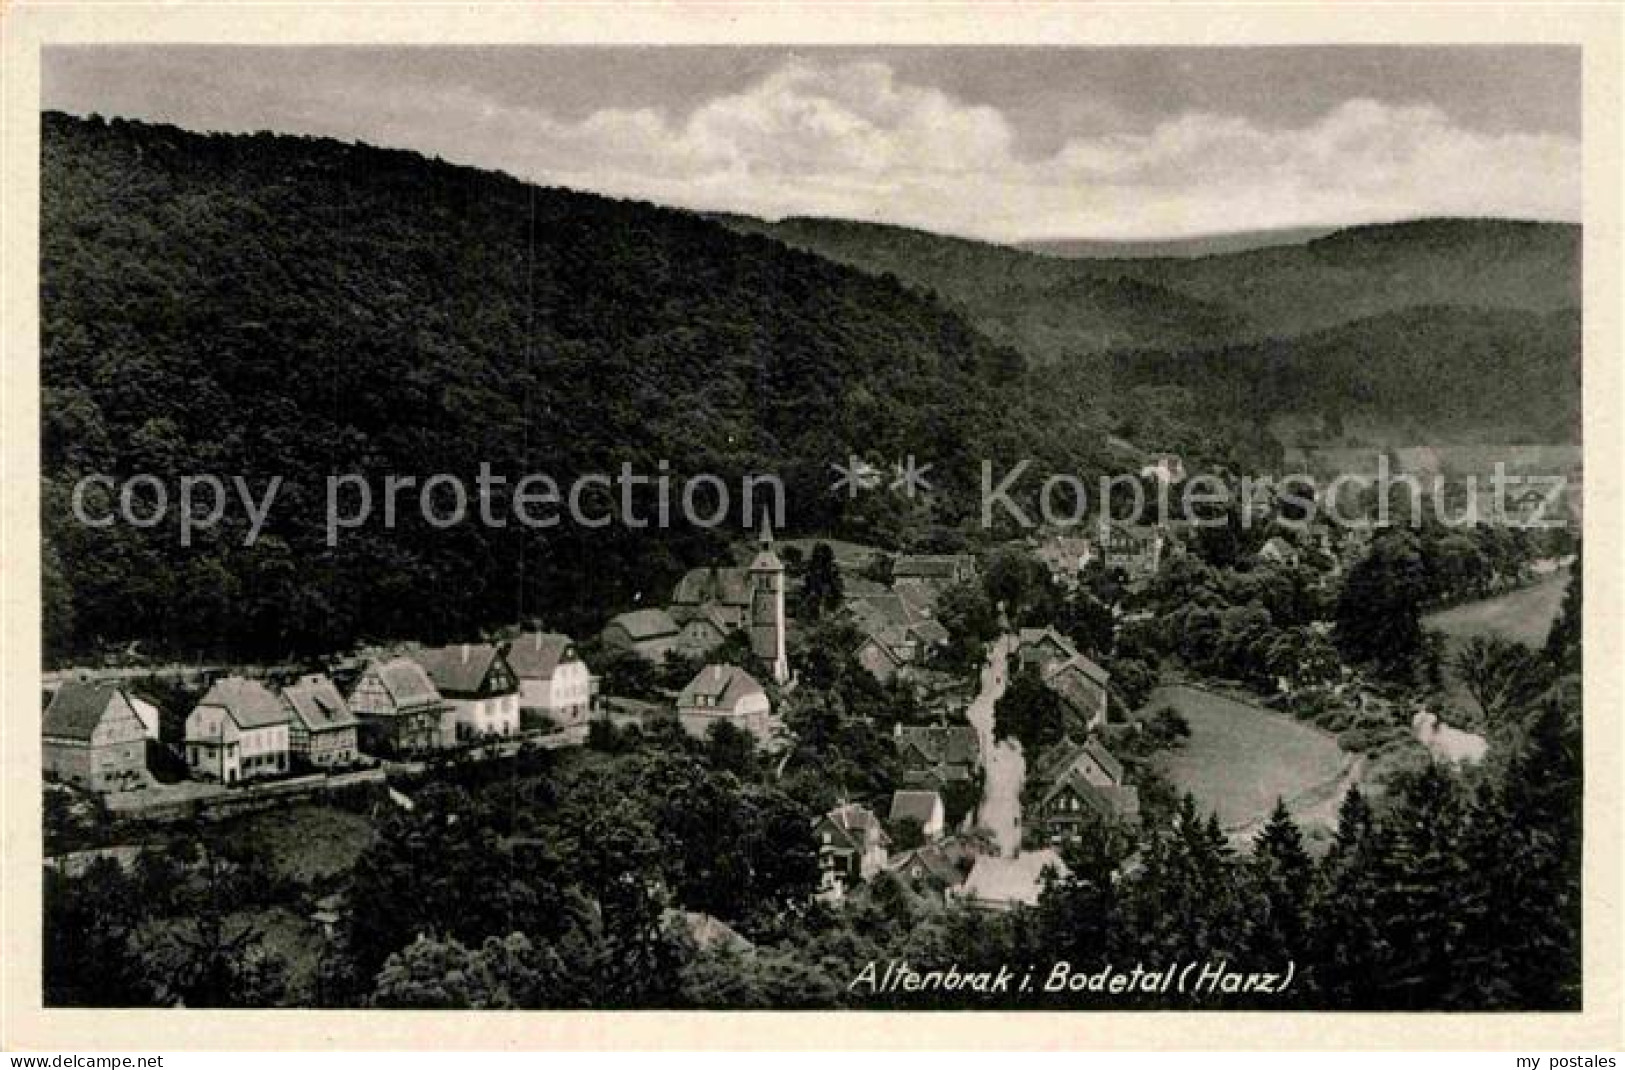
[185,676,290,783]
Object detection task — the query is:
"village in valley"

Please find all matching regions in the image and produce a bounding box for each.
[33,54,1587,1012]
[43,436,1583,1006]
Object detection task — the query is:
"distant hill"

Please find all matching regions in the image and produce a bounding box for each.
[40,113,1114,660]
[716,215,1261,365]
[1020,226,1338,260]
[719,214,1580,365]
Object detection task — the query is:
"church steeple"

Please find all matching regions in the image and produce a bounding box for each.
[749,510,784,574]
[748,510,789,684]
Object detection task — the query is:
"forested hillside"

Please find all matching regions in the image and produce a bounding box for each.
[39,113,1583,663]
[721,215,1582,437]
[1113,306,1582,443]
[40,113,1113,661]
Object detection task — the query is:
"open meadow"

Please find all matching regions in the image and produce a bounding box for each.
[1145,684,1353,844]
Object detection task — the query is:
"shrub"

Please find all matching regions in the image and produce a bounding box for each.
[1337,724,1403,753]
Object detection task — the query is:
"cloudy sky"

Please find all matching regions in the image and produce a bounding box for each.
[43,45,1580,241]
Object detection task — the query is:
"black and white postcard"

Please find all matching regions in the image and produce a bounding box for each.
[2,1,1620,1053]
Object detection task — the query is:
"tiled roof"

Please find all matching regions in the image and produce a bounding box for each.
[1042,657,1110,720]
[892,579,943,618]
[902,765,973,787]
[281,674,359,732]
[961,850,1068,907]
[895,724,980,767]
[677,664,765,712]
[664,910,753,954]
[43,680,120,742]
[846,593,914,633]
[1043,651,1110,688]
[888,790,943,827]
[1033,736,1124,788]
[195,676,288,729]
[818,802,890,851]
[894,554,974,580]
[1019,627,1079,659]
[412,644,507,696]
[1082,738,1125,784]
[888,844,965,887]
[1036,536,1093,563]
[857,632,906,669]
[692,605,732,634]
[504,632,577,680]
[1042,772,1140,822]
[1030,738,1087,785]
[607,608,680,641]
[840,576,890,598]
[671,567,753,608]
[909,619,950,646]
[366,657,445,712]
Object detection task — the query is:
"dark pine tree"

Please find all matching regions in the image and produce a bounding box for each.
[1309,787,1392,1008]
[1245,798,1314,987]
[1544,547,1582,677]
[1459,691,1583,1009]
[1373,763,1473,1009]
[798,542,844,621]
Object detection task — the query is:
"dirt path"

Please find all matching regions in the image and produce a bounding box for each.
[964,634,1025,856]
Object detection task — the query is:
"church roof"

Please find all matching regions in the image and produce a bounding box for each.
[748,514,783,572]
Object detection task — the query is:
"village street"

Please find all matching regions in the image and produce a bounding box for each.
[965,633,1024,856]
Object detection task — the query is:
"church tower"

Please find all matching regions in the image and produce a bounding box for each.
[748,513,790,685]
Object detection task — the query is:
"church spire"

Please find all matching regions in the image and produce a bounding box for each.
[749,509,782,574]
[748,508,789,684]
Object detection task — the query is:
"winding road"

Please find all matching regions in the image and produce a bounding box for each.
[964,634,1025,856]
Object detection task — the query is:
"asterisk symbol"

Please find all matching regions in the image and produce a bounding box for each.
[891,455,933,498]
[830,454,869,499]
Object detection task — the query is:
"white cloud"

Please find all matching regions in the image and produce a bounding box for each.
[86,56,1580,240]
[462,59,1578,240]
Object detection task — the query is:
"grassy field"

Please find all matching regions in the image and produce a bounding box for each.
[1146,685,1350,838]
[1424,568,1569,651]
[1424,568,1570,717]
